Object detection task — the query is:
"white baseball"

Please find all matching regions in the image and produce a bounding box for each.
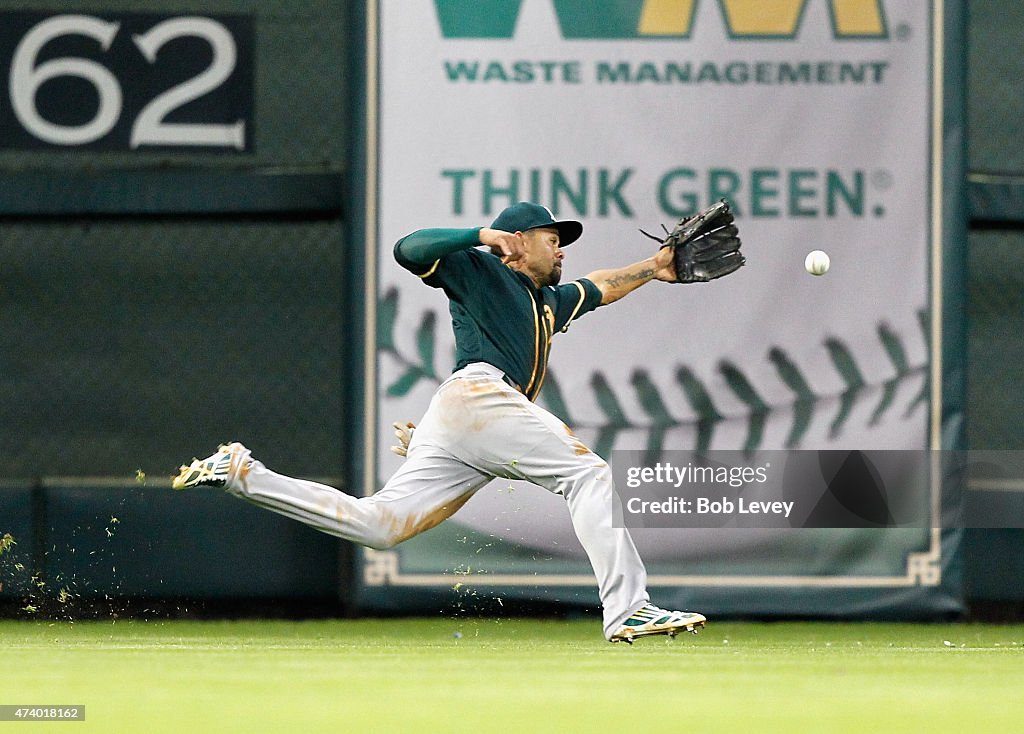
[804,250,830,276]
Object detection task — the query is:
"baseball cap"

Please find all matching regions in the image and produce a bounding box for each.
[490,202,583,246]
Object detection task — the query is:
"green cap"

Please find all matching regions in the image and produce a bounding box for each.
[490,202,583,246]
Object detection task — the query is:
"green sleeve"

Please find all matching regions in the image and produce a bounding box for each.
[552,278,603,333]
[394,227,483,274]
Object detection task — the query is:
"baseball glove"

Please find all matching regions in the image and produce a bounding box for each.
[642,199,745,283]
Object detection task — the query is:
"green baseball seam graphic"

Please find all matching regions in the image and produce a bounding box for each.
[379,287,439,396]
[379,287,928,455]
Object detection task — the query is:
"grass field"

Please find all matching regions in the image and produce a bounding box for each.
[2,618,1023,733]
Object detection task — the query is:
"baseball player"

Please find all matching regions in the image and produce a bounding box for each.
[174,201,740,642]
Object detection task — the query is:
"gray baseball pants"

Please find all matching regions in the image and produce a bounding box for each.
[224,362,649,638]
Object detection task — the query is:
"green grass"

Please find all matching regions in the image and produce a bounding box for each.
[2,618,1023,733]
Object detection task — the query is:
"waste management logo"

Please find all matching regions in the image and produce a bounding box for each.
[433,0,887,40]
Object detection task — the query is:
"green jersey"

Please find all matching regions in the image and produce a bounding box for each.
[394,227,602,401]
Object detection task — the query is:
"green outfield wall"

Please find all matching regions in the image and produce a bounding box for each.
[961,0,1024,605]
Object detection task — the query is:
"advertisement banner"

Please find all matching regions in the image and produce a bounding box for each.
[368,0,959,616]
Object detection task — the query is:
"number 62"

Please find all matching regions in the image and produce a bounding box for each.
[8,14,245,149]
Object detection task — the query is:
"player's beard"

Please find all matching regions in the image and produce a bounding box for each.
[547,264,562,286]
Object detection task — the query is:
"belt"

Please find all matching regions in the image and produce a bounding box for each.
[501,374,524,394]
[461,362,525,395]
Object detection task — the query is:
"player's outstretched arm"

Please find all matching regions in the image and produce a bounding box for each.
[584,246,676,306]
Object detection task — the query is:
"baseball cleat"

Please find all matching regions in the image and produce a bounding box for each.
[172,442,251,490]
[609,604,706,643]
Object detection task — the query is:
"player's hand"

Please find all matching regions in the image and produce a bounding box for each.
[479,228,526,264]
[653,245,677,282]
[390,421,416,457]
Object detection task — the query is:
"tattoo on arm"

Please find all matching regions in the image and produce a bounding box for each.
[585,258,660,306]
[606,267,654,289]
